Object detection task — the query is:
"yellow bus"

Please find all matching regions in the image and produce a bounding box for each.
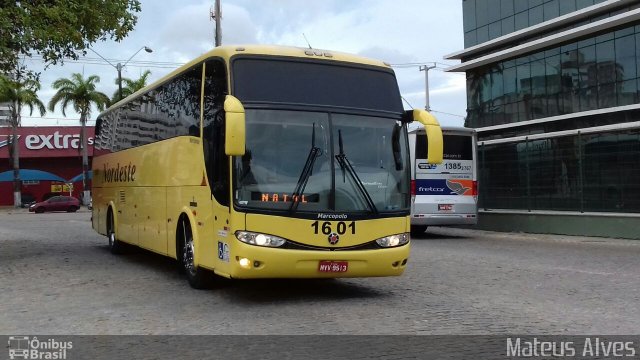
[91,45,443,288]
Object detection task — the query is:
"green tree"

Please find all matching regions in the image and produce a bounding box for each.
[111,69,152,103]
[0,75,46,207]
[0,0,142,79]
[48,73,110,206]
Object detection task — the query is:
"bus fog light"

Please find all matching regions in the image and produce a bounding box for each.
[375,233,409,248]
[235,231,286,248]
[239,258,251,268]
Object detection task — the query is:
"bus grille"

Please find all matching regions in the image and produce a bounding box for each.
[282,241,381,251]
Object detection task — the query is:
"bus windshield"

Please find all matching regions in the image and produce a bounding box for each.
[234,109,410,214]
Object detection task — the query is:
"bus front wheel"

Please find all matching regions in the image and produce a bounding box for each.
[410,225,428,237]
[178,219,211,289]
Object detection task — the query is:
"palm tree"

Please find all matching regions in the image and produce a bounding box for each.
[111,70,152,103]
[0,75,46,207]
[48,73,110,206]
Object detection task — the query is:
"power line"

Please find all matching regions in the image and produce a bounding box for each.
[391,61,456,70]
[32,52,186,66]
[401,96,415,109]
[430,109,466,118]
[26,55,186,70]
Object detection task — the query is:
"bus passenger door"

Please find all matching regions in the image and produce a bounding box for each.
[138,187,168,254]
[202,58,232,271]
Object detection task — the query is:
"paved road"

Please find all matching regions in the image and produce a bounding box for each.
[1,209,639,335]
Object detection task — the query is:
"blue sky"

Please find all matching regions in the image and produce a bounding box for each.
[22,0,466,127]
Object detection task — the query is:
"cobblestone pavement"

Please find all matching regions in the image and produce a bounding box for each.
[1,209,639,335]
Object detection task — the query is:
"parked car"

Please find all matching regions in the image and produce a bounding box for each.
[20,194,36,208]
[29,196,80,213]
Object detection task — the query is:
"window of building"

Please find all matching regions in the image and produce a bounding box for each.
[463,0,477,32]
[467,24,640,129]
[479,128,640,213]
[543,0,560,22]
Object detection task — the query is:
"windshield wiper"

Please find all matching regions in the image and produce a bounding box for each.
[335,130,378,214]
[289,123,320,214]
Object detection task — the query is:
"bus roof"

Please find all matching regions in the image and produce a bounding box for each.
[102,45,392,114]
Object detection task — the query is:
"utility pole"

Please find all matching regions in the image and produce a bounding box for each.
[211,0,222,47]
[419,63,437,111]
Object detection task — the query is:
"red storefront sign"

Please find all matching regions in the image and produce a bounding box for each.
[0,126,95,158]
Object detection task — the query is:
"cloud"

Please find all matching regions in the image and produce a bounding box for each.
[159,2,258,60]
[357,47,417,64]
[19,0,467,127]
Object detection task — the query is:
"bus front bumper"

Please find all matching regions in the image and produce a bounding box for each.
[224,242,411,279]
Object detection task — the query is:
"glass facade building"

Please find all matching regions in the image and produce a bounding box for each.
[448,0,640,238]
[464,0,610,47]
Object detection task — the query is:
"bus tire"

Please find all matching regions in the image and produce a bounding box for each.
[107,208,124,254]
[178,218,211,289]
[410,225,428,236]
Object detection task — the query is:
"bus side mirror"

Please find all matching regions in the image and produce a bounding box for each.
[224,95,246,156]
[409,109,443,164]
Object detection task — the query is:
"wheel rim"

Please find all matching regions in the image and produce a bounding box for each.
[182,225,196,276]
[108,232,115,248]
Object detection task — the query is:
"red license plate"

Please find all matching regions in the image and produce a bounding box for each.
[438,204,453,211]
[318,261,348,273]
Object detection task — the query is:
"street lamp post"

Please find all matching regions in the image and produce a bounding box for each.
[88,46,153,101]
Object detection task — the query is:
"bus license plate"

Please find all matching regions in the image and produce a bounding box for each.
[438,204,453,211]
[318,261,348,273]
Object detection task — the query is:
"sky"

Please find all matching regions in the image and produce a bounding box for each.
[20,0,466,127]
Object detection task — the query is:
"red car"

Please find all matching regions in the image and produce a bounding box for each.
[29,196,80,213]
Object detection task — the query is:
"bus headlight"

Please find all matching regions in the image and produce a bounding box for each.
[235,231,286,248]
[375,233,410,248]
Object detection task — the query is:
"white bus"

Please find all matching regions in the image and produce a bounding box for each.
[408,126,477,235]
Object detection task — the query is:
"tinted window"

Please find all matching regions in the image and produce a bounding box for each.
[463,0,477,32]
[203,59,229,206]
[478,129,640,213]
[232,57,403,114]
[416,134,473,161]
[543,0,559,21]
[466,24,640,129]
[559,0,576,15]
[95,65,203,152]
[501,0,514,18]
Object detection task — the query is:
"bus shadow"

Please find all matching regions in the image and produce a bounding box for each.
[219,278,389,304]
[96,244,184,280]
[411,230,473,241]
[96,244,390,302]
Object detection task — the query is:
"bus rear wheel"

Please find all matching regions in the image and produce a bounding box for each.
[178,219,211,289]
[107,209,124,254]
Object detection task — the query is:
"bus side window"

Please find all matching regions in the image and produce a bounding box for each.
[203,59,229,206]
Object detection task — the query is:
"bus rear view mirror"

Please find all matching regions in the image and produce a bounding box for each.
[409,109,443,164]
[224,95,246,156]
